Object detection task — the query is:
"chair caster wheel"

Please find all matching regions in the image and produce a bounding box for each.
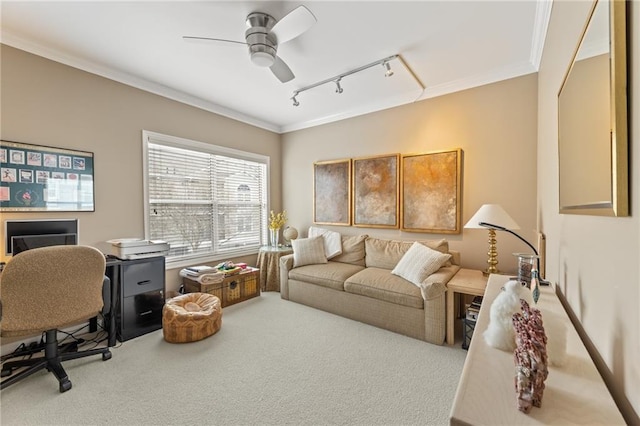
[102,351,112,361]
[59,379,72,393]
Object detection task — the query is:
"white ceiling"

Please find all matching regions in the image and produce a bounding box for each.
[1,1,551,134]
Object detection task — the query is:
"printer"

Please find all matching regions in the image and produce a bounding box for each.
[107,238,170,260]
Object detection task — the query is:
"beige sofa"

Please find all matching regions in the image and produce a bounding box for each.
[279,235,460,345]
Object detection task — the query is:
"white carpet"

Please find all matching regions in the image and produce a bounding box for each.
[0,293,467,425]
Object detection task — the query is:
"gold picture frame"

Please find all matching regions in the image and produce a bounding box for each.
[313,159,351,226]
[401,149,462,233]
[352,153,399,228]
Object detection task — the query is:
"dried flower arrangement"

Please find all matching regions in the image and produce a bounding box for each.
[269,210,287,230]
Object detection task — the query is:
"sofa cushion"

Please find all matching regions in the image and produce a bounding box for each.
[292,236,327,267]
[391,242,452,287]
[288,262,365,291]
[365,237,449,270]
[344,267,423,309]
[308,226,342,259]
[331,234,368,266]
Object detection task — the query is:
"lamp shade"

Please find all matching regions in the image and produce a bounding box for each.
[464,204,520,230]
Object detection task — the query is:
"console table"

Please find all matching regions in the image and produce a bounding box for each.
[450,274,625,425]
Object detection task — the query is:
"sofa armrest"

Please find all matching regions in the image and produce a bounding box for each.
[422,265,460,300]
[279,254,294,300]
[422,265,460,345]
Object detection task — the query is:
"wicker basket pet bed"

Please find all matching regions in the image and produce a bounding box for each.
[162,292,222,343]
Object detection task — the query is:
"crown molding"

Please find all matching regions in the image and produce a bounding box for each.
[530,0,553,70]
[279,91,424,133]
[1,31,281,133]
[417,60,537,101]
[3,11,547,136]
[277,60,537,133]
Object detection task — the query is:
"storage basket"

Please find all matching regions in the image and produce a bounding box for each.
[183,269,260,307]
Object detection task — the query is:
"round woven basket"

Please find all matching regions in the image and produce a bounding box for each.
[162,293,222,343]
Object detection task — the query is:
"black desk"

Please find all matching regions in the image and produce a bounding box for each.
[104,256,165,344]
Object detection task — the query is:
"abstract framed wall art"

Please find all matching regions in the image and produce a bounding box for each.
[352,153,399,228]
[401,148,462,233]
[313,159,351,226]
[0,140,95,212]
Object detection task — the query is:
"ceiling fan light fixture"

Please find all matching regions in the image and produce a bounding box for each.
[246,26,277,67]
[184,7,315,83]
[251,50,276,67]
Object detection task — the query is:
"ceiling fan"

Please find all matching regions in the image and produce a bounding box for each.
[183,5,316,83]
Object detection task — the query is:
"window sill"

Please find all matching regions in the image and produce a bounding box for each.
[164,249,259,270]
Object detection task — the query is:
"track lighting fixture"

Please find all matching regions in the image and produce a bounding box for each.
[383,61,394,77]
[289,54,424,107]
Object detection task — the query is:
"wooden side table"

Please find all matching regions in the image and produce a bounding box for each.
[257,246,293,292]
[446,268,487,345]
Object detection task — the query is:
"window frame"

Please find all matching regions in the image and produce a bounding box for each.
[142,130,270,269]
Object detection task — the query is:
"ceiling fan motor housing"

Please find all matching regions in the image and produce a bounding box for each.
[245,12,277,67]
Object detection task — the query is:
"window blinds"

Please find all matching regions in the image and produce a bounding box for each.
[145,136,267,264]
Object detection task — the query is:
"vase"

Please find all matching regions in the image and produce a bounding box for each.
[514,253,538,288]
[269,228,280,247]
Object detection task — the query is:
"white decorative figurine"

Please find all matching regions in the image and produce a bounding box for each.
[483,280,532,352]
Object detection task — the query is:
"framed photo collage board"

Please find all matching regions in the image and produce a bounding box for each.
[0,140,95,212]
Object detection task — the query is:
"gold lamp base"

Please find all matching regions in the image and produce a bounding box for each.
[483,229,499,276]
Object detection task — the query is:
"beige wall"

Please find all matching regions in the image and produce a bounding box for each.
[0,45,282,291]
[538,1,639,422]
[282,73,539,276]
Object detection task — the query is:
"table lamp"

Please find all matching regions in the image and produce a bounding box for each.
[464,204,520,276]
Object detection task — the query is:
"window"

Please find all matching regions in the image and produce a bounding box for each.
[142,131,268,267]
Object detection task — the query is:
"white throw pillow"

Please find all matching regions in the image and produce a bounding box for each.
[391,241,451,286]
[308,226,342,259]
[292,236,328,267]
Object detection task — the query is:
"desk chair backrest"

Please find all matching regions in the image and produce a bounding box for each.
[0,245,106,337]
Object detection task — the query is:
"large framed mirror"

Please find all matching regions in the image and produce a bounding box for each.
[558,0,628,216]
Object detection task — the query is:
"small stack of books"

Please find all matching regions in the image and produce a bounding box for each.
[183,265,217,276]
[465,296,483,322]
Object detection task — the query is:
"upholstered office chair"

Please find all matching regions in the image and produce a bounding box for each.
[0,245,112,392]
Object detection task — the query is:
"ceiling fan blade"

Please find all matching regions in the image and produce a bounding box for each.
[271,5,316,44]
[182,36,247,46]
[270,56,295,83]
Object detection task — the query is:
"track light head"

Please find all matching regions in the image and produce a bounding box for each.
[383,61,394,77]
[292,94,300,107]
[335,78,343,94]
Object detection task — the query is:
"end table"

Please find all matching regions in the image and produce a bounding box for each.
[446,268,487,345]
[257,246,293,292]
